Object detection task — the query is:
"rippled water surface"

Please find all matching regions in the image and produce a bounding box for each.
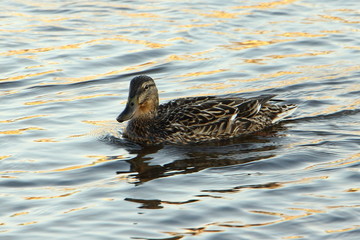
[1,0,360,239]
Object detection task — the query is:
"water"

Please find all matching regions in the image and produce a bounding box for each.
[1,0,359,239]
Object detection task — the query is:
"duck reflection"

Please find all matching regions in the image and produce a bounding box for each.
[123,198,199,209]
[110,124,288,184]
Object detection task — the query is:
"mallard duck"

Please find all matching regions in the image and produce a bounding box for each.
[116,75,297,145]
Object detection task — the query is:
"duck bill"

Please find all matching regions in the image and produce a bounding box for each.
[116,100,136,123]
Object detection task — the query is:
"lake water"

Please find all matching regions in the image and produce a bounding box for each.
[1,0,359,239]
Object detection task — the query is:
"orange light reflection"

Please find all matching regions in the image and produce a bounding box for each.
[0,127,44,135]
[233,0,299,9]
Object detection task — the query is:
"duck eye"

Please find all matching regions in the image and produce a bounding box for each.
[144,85,149,90]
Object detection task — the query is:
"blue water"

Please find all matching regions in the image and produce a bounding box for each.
[1,0,359,239]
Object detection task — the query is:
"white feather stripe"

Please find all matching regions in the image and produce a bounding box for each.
[271,106,298,123]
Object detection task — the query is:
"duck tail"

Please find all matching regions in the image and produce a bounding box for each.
[271,104,298,123]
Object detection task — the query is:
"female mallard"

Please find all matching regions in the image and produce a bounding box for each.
[116,75,297,145]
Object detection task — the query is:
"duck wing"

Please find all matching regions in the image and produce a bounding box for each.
[158,96,216,114]
[161,95,276,137]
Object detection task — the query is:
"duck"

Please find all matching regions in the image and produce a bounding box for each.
[116,75,297,145]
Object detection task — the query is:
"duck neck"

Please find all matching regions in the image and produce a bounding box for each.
[137,110,158,120]
[134,97,159,120]
[127,110,158,139]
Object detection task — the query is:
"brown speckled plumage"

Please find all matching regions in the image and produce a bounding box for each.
[116,75,297,145]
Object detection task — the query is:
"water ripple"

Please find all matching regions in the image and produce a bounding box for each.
[1,0,360,239]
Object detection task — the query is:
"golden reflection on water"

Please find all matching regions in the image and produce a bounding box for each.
[10,212,29,218]
[319,14,360,24]
[0,90,19,96]
[18,221,37,226]
[25,62,59,69]
[306,153,360,170]
[345,188,360,193]
[24,93,117,105]
[82,120,115,126]
[276,32,326,38]
[346,46,360,51]
[164,207,314,238]
[63,205,96,214]
[8,11,76,24]
[260,70,302,79]
[244,50,334,64]
[167,49,214,63]
[0,36,170,57]
[34,155,125,174]
[244,59,265,64]
[0,115,48,123]
[304,193,337,199]
[282,236,304,239]
[167,54,208,62]
[178,23,215,28]
[0,127,44,135]
[250,209,311,223]
[327,204,360,210]
[184,9,244,19]
[0,155,12,160]
[0,28,29,33]
[24,191,80,200]
[188,82,235,90]
[51,61,157,85]
[67,133,88,138]
[0,69,61,82]
[0,170,27,175]
[118,11,161,19]
[0,155,125,182]
[33,138,58,143]
[233,0,299,9]
[326,225,360,234]
[0,176,17,179]
[224,63,360,97]
[288,207,325,214]
[176,69,228,78]
[203,176,328,194]
[165,200,359,238]
[267,51,333,60]
[222,39,293,51]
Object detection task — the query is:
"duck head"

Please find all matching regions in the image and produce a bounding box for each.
[117,75,159,123]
